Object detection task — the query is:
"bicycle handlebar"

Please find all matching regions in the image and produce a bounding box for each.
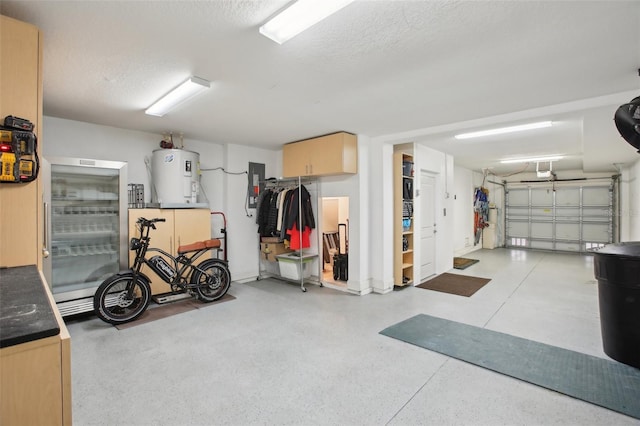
[137,217,166,229]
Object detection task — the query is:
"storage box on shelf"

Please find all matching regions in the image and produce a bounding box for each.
[260,242,291,262]
[276,253,314,280]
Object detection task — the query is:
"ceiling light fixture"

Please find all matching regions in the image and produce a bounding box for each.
[259,0,355,44]
[454,121,553,140]
[500,155,564,164]
[145,76,210,117]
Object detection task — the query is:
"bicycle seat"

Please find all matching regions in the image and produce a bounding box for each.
[177,239,221,254]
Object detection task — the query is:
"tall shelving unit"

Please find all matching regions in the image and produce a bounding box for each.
[394,151,414,286]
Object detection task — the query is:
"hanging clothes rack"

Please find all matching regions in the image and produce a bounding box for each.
[256,176,319,292]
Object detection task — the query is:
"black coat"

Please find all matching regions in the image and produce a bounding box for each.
[284,184,315,233]
[257,189,278,237]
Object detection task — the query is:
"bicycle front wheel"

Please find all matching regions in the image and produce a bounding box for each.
[192,259,231,302]
[93,274,151,324]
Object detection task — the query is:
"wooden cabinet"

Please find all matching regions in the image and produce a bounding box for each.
[0,15,44,268]
[0,21,69,424]
[394,152,414,286]
[1,269,72,426]
[128,208,211,295]
[282,132,357,177]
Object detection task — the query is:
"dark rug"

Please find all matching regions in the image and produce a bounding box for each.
[453,257,479,269]
[380,314,640,419]
[417,273,491,297]
[115,294,235,330]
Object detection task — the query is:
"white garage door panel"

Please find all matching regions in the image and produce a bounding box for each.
[555,242,582,252]
[531,189,553,205]
[508,221,529,237]
[531,207,553,219]
[531,222,553,239]
[506,181,615,253]
[531,240,554,250]
[555,188,580,205]
[508,190,529,205]
[583,224,610,241]
[556,207,580,220]
[508,209,528,220]
[583,207,610,220]
[584,187,610,203]
[556,223,580,239]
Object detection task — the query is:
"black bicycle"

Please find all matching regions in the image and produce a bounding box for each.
[94,217,231,324]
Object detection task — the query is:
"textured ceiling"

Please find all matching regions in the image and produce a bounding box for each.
[1,0,639,173]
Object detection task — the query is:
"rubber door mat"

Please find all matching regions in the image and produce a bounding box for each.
[453,257,479,269]
[416,273,490,297]
[380,314,640,419]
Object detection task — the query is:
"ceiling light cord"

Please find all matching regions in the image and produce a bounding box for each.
[487,162,531,178]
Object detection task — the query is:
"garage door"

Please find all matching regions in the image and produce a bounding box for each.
[505,179,616,253]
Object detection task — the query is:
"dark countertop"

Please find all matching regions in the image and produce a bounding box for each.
[0,265,60,349]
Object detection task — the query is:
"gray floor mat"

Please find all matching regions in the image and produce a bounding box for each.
[380,314,640,419]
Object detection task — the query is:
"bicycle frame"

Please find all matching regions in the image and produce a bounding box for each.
[128,218,221,296]
[93,216,231,325]
[142,246,211,286]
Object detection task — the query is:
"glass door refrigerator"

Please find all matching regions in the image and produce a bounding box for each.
[43,157,128,316]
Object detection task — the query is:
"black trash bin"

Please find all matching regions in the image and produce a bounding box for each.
[593,242,640,368]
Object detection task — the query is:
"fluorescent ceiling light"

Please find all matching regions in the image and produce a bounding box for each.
[145,76,210,117]
[500,155,564,164]
[454,121,553,140]
[259,0,355,44]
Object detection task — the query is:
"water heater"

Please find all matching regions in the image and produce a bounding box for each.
[151,148,205,206]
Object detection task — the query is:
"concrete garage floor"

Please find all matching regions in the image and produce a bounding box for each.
[65,248,638,425]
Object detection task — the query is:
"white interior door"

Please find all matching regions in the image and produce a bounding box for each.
[420,171,436,281]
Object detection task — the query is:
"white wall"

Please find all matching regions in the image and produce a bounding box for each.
[368,137,394,293]
[620,157,640,241]
[453,166,475,255]
[317,134,370,294]
[43,116,282,282]
[472,171,505,251]
[453,167,506,256]
[373,138,456,293]
[41,116,366,289]
[222,143,281,282]
[43,116,158,191]
[44,116,640,294]
[43,116,225,210]
[414,145,454,275]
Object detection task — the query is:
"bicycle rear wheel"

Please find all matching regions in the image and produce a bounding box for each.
[192,259,231,302]
[93,274,151,324]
